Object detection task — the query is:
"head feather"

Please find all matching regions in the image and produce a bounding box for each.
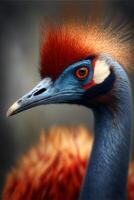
[40,24,93,79]
[40,16,133,79]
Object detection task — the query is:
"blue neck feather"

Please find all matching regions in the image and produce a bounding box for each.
[79,56,132,200]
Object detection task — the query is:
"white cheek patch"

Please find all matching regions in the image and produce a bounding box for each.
[94,60,110,84]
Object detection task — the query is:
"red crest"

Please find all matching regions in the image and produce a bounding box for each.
[40,20,132,80]
[40,25,92,79]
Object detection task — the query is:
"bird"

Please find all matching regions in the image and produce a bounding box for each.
[6,13,133,200]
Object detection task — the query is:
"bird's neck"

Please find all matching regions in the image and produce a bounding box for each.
[80,61,132,200]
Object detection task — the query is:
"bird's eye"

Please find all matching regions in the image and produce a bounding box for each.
[75,66,89,80]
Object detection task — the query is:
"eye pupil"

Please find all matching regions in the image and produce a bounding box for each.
[75,66,89,80]
[79,68,86,75]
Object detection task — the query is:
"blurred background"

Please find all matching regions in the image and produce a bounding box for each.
[0,0,134,196]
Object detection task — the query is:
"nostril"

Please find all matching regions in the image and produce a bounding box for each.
[18,99,22,103]
[27,94,32,98]
[33,88,47,96]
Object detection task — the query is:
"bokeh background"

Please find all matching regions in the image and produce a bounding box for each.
[0,0,134,196]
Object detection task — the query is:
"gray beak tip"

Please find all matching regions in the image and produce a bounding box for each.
[6,77,53,117]
[6,110,10,117]
[6,102,20,117]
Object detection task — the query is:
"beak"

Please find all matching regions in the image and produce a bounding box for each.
[6,77,54,117]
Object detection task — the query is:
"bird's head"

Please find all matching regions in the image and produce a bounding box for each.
[7,23,131,117]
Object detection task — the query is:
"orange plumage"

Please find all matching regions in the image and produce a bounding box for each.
[2,127,134,200]
[2,127,93,200]
[128,162,134,200]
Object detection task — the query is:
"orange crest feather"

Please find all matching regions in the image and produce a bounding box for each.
[40,17,133,79]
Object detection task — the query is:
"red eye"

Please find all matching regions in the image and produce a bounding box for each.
[75,67,89,80]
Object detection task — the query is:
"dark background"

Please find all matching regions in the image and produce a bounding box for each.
[0,0,134,196]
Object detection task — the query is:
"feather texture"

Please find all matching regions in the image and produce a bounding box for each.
[40,17,133,79]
